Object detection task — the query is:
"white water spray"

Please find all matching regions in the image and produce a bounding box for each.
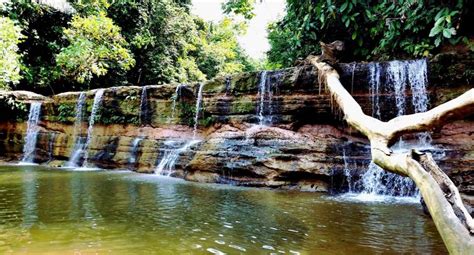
[20,102,42,163]
[155,140,199,176]
[349,59,431,199]
[82,89,105,167]
[67,92,86,167]
[193,83,204,139]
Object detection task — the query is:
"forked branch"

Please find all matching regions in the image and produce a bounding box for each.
[308,53,474,254]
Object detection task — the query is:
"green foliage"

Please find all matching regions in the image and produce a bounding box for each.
[2,1,70,93]
[265,0,470,67]
[57,103,76,122]
[178,101,196,127]
[1,0,254,94]
[0,17,25,90]
[107,0,255,85]
[56,12,135,85]
[193,18,255,79]
[0,94,27,121]
[222,0,256,19]
[429,8,460,47]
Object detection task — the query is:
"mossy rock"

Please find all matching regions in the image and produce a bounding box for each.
[231,98,256,114]
[231,71,260,94]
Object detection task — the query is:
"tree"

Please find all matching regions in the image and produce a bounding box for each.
[1,1,71,93]
[308,48,474,254]
[193,17,255,79]
[0,17,24,90]
[55,12,135,85]
[107,0,256,85]
[267,0,471,67]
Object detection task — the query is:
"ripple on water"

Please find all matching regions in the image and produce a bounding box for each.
[0,165,447,254]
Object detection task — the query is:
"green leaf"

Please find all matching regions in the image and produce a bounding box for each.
[442,28,452,38]
[429,26,441,37]
[340,2,348,12]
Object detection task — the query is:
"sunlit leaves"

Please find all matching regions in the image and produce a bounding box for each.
[56,12,135,84]
[222,0,256,20]
[267,0,467,67]
[0,17,25,90]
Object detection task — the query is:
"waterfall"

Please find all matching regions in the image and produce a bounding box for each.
[67,93,86,167]
[347,59,430,199]
[342,146,353,192]
[139,86,149,126]
[408,59,432,145]
[82,89,105,168]
[155,140,199,176]
[128,138,142,169]
[257,71,272,125]
[169,84,184,123]
[388,60,407,116]
[369,63,381,118]
[193,83,204,139]
[48,133,57,162]
[20,102,42,163]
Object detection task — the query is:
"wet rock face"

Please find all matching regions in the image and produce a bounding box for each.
[0,53,473,199]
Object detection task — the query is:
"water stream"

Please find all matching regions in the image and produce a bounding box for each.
[67,92,86,167]
[20,102,42,163]
[139,86,149,126]
[82,89,105,168]
[128,138,142,169]
[347,59,431,199]
[193,83,205,139]
[47,132,57,162]
[257,71,273,125]
[169,84,184,123]
[155,140,199,176]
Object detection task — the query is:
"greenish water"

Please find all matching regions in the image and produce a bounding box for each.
[0,165,446,254]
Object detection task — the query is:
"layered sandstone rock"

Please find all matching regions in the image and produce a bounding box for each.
[0,53,472,200]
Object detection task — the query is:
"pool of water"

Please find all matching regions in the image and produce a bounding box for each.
[0,165,446,254]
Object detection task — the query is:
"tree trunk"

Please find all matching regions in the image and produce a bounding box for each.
[308,55,474,254]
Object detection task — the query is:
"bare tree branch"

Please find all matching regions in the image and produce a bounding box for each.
[308,54,474,254]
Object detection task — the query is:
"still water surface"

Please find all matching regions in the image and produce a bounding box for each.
[0,165,446,254]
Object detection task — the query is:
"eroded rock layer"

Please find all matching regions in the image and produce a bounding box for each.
[0,54,472,203]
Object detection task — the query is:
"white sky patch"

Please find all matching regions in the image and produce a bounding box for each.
[192,0,286,59]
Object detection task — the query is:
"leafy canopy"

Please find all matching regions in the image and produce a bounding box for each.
[224,0,470,68]
[0,17,24,90]
[56,12,135,84]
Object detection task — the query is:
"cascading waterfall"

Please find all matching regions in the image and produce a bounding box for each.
[67,92,86,167]
[369,63,381,118]
[342,146,353,192]
[81,89,105,168]
[348,59,431,198]
[408,59,431,145]
[257,71,272,125]
[155,83,203,176]
[20,102,42,163]
[140,86,149,126]
[193,83,204,139]
[155,140,199,176]
[48,133,57,162]
[128,138,142,169]
[169,84,184,123]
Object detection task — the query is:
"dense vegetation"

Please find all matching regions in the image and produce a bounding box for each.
[1,0,472,93]
[0,0,255,94]
[225,0,473,68]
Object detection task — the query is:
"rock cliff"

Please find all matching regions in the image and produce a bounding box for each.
[0,53,472,206]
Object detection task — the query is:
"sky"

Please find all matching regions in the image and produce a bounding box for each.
[192,0,286,59]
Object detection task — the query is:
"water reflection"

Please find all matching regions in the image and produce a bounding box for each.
[0,166,447,254]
